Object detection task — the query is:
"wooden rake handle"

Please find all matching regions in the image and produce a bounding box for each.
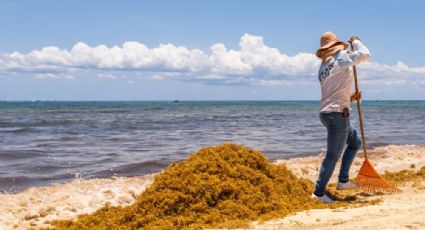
[352,61,368,159]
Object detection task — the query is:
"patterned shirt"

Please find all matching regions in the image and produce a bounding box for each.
[318,40,371,113]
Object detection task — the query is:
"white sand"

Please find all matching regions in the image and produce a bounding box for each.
[1,144,424,229]
[249,184,425,230]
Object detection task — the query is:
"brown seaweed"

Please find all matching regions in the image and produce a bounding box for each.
[50,143,350,229]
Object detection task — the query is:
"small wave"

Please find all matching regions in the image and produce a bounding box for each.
[96,110,132,113]
[0,176,43,193]
[24,164,65,174]
[0,127,33,133]
[0,149,45,159]
[93,160,170,178]
[0,174,71,193]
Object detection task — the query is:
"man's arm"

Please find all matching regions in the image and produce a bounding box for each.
[336,37,371,68]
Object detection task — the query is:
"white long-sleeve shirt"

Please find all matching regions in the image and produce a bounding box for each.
[318,40,371,113]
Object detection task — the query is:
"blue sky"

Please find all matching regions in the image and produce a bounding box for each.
[0,0,424,100]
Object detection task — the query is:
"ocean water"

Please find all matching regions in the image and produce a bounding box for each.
[1,100,424,192]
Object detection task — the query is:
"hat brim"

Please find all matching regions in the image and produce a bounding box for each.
[316,40,348,57]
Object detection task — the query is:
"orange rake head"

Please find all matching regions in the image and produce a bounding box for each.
[354,158,401,193]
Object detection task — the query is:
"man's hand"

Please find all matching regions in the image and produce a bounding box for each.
[348,36,360,44]
[351,91,361,102]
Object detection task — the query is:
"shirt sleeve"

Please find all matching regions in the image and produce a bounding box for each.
[336,40,371,68]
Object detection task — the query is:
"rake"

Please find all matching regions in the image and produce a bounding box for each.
[351,48,401,193]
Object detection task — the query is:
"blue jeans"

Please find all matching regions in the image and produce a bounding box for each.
[314,112,362,196]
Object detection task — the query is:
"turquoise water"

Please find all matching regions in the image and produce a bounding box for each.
[0,100,424,192]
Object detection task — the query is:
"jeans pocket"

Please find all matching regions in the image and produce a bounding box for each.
[320,113,336,127]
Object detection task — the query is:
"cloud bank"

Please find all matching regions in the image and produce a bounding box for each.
[0,34,424,86]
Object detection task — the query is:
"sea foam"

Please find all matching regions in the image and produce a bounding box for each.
[0,175,154,229]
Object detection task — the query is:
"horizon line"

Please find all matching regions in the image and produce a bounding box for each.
[1,99,424,102]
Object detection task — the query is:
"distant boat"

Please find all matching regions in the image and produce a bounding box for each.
[174,100,180,103]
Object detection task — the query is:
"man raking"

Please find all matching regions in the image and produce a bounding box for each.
[313,32,371,203]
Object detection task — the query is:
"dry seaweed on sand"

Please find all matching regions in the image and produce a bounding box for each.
[383,166,425,184]
[50,143,349,230]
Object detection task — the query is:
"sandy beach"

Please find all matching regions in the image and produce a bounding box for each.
[1,144,424,229]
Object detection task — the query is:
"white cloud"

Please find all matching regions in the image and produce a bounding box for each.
[361,61,425,77]
[0,33,424,86]
[33,73,74,80]
[254,79,295,86]
[96,72,116,79]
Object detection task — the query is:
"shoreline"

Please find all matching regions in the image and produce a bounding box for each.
[2,142,404,195]
[0,142,413,195]
[1,144,424,229]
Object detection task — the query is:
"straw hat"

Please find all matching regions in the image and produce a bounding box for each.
[316,32,348,62]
